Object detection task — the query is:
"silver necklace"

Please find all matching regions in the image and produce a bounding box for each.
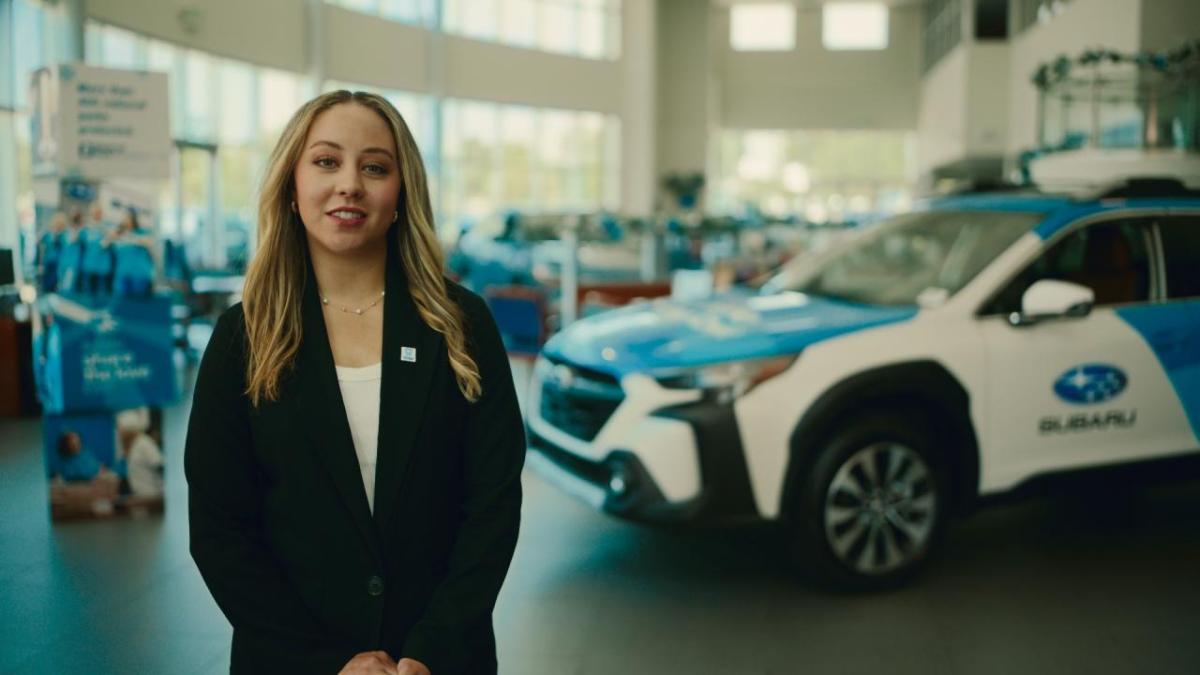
[320,289,385,315]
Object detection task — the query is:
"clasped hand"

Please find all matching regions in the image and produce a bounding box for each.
[338,651,430,675]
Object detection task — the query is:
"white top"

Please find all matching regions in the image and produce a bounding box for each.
[126,433,164,497]
[335,362,383,512]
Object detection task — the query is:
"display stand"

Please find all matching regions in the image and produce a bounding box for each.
[28,62,176,521]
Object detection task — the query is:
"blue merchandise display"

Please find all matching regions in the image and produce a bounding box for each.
[35,293,180,415]
[31,64,175,522]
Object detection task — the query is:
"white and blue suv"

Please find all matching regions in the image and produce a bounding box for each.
[525,181,1200,588]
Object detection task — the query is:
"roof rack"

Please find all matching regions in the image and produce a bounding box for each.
[1084,177,1200,200]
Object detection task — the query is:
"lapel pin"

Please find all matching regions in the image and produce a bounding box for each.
[401,347,417,363]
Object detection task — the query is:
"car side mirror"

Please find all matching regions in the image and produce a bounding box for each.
[1009,279,1094,327]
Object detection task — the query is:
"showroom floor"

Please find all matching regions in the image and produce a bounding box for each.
[1,360,1198,675]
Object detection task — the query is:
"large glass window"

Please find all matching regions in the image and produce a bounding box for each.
[326,0,434,26]
[10,0,74,109]
[1015,0,1074,34]
[713,129,916,222]
[5,0,75,254]
[730,3,795,52]
[444,0,621,60]
[441,98,619,237]
[823,2,888,51]
[322,80,435,159]
[500,0,538,47]
[85,21,309,271]
[331,0,623,57]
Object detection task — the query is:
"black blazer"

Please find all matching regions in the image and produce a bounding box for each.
[184,250,525,674]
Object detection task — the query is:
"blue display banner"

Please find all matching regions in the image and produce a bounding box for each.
[35,293,179,414]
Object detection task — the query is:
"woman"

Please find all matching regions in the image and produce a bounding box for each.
[109,209,156,297]
[55,209,86,293]
[37,211,66,293]
[184,90,525,675]
[80,201,115,295]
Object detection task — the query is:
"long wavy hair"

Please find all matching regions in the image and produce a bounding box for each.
[242,90,481,405]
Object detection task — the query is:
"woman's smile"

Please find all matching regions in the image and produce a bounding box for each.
[326,206,368,228]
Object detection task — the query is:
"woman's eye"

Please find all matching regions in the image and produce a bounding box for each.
[314,156,337,169]
[364,164,389,176]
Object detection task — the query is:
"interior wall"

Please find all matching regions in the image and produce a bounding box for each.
[1139,0,1200,51]
[86,0,624,113]
[716,4,922,131]
[917,45,968,173]
[964,42,1010,156]
[85,0,307,72]
[442,36,621,114]
[322,4,427,92]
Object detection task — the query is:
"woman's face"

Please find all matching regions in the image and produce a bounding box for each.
[293,102,402,259]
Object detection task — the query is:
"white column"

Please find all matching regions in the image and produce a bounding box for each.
[619,0,657,217]
[656,0,715,209]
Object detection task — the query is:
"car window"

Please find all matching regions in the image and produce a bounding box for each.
[1159,216,1200,300]
[785,210,1040,306]
[984,219,1152,315]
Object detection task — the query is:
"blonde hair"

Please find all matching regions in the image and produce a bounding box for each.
[242,90,482,405]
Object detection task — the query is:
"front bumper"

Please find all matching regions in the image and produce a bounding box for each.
[526,357,760,524]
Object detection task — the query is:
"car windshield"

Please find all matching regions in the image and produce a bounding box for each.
[774,210,1043,306]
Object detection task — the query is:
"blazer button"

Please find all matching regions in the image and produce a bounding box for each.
[367,575,385,597]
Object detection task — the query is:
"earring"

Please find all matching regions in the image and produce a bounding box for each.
[393,210,399,223]
[290,201,298,213]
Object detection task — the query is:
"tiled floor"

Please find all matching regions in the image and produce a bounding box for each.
[2,362,1199,674]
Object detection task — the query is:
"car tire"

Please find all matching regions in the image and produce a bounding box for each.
[788,410,949,590]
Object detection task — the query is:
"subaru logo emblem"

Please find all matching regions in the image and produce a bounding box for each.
[1053,364,1128,405]
[551,364,575,390]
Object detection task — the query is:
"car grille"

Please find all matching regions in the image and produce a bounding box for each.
[539,359,624,442]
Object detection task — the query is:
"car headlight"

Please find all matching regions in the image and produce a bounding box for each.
[655,353,799,397]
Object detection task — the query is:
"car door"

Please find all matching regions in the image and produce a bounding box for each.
[975,213,1192,490]
[1112,212,1200,453]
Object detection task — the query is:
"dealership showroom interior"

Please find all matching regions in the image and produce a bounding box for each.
[1,0,1199,672]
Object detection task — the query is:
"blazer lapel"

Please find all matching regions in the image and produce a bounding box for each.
[371,251,442,530]
[293,261,380,556]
